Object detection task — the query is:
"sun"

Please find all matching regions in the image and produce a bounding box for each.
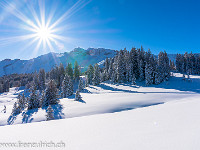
[36,26,52,41]
[0,0,92,54]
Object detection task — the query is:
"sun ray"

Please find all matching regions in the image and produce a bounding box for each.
[49,0,91,30]
[0,0,92,56]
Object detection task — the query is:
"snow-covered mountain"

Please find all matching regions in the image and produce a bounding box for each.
[0,48,117,76]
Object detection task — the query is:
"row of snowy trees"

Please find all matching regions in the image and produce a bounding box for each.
[176,52,200,75]
[86,47,170,86]
[0,73,34,93]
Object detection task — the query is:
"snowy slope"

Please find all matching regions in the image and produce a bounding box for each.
[0,48,116,76]
[0,73,200,149]
[0,93,200,150]
[0,73,200,126]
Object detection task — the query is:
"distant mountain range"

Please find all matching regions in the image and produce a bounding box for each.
[0,48,117,76]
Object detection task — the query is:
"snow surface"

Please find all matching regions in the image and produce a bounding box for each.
[0,73,200,149]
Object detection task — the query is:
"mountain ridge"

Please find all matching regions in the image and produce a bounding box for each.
[0,48,117,76]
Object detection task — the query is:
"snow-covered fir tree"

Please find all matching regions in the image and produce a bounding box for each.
[145,63,153,86]
[33,72,40,90]
[92,64,100,85]
[18,93,26,110]
[78,78,84,92]
[40,90,45,107]
[28,84,40,110]
[11,102,21,115]
[116,50,126,83]
[46,105,54,121]
[74,61,80,82]
[43,80,59,107]
[66,63,73,79]
[75,90,82,101]
[132,74,136,85]
[85,76,89,87]
[138,60,145,81]
[61,74,69,98]
[86,65,94,84]
[61,74,73,97]
[38,69,46,90]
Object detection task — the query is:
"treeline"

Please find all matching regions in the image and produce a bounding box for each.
[0,73,34,93]
[176,52,200,75]
[86,47,170,86]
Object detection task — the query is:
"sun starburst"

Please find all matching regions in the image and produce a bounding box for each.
[0,0,92,57]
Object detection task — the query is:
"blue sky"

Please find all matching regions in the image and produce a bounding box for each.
[0,0,199,60]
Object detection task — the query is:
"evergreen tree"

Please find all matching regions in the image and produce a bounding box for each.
[85,76,89,87]
[61,74,73,98]
[145,63,153,86]
[40,90,45,107]
[66,63,73,79]
[11,102,21,115]
[132,74,136,85]
[116,50,126,83]
[18,93,26,110]
[86,65,94,84]
[43,80,59,107]
[74,61,80,82]
[68,77,73,96]
[139,60,145,81]
[38,69,46,90]
[57,63,65,88]
[28,85,39,110]
[78,78,84,92]
[92,64,100,85]
[33,72,40,90]
[75,90,82,101]
[46,105,54,121]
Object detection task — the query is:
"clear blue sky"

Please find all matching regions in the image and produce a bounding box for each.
[0,0,199,60]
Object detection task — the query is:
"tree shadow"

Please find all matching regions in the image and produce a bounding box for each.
[76,99,86,104]
[7,114,19,125]
[43,104,64,120]
[22,108,39,124]
[147,75,200,94]
[96,84,138,94]
[98,76,200,94]
[108,102,164,113]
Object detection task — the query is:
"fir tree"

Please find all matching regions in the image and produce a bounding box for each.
[46,105,54,121]
[116,50,126,83]
[87,65,94,84]
[68,77,74,96]
[85,76,89,87]
[74,61,80,82]
[78,78,84,92]
[28,85,39,110]
[43,80,59,107]
[75,90,82,101]
[38,69,46,90]
[33,72,40,90]
[66,63,73,79]
[139,60,145,81]
[92,64,100,85]
[132,74,136,85]
[145,63,153,86]
[61,74,73,97]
